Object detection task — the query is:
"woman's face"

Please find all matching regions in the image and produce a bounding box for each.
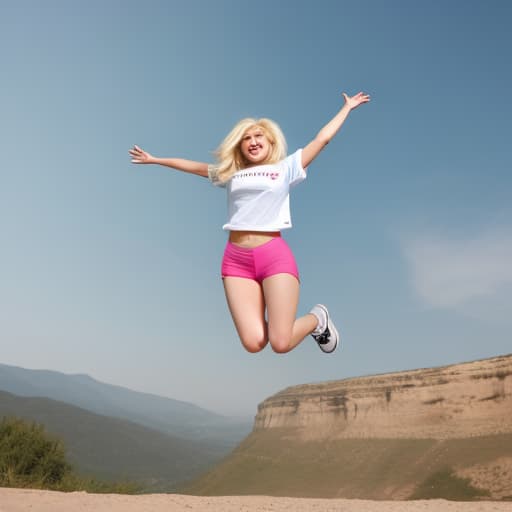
[240,126,272,166]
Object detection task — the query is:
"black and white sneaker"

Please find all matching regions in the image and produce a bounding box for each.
[310,304,339,353]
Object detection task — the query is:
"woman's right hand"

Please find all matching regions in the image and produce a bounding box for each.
[129,145,154,164]
[128,147,209,177]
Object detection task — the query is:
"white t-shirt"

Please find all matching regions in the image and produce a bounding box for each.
[209,149,307,231]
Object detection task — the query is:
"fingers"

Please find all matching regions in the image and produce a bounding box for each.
[129,145,146,163]
[129,144,143,155]
[342,91,371,99]
[342,91,371,106]
[353,91,371,100]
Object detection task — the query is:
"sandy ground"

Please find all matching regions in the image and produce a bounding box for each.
[1,489,511,512]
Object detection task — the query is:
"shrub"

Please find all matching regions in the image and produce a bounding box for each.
[410,467,490,501]
[0,417,71,488]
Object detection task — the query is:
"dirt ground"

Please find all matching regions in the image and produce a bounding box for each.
[1,488,511,512]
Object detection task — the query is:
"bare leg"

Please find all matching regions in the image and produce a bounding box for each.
[223,277,268,353]
[262,273,318,354]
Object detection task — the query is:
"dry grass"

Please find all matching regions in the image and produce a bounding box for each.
[183,431,512,500]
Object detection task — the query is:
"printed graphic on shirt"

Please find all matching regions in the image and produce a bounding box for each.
[232,170,280,181]
[213,149,307,231]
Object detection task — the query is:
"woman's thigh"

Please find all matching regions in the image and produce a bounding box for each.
[262,273,300,352]
[223,276,268,353]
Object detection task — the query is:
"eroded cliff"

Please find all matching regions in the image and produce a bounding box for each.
[254,354,512,439]
[187,355,512,500]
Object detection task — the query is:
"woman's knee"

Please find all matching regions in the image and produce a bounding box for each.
[240,333,268,353]
[268,330,292,354]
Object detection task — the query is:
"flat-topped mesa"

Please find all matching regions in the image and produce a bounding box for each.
[254,354,512,440]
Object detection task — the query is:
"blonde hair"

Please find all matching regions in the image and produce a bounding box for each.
[212,118,287,183]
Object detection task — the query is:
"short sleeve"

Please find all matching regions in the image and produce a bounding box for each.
[285,149,307,188]
[208,164,226,188]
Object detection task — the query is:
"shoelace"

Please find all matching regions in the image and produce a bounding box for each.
[313,327,331,345]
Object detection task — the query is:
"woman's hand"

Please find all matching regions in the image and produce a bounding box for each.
[128,146,209,177]
[302,89,371,168]
[342,91,371,110]
[129,145,155,164]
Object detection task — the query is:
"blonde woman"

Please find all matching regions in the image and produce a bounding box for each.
[129,91,370,355]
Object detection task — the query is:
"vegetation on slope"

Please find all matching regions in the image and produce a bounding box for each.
[184,429,512,500]
[410,467,489,501]
[0,390,225,491]
[0,417,138,493]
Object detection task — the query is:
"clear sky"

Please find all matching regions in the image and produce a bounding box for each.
[1,0,511,417]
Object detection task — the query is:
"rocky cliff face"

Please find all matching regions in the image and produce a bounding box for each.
[188,355,512,499]
[254,354,512,440]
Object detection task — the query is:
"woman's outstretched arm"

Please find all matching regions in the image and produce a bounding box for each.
[129,145,209,178]
[301,91,370,169]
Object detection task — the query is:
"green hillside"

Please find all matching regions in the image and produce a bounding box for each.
[184,428,512,500]
[0,390,232,491]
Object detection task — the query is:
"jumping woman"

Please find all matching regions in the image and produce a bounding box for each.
[129,90,370,355]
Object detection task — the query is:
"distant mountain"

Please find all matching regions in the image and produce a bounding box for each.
[0,363,251,448]
[0,389,224,490]
[186,354,512,500]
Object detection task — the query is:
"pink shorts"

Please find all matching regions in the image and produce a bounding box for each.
[221,237,299,283]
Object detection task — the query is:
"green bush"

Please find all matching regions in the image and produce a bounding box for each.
[410,467,490,501]
[55,474,140,494]
[0,416,140,493]
[0,417,71,488]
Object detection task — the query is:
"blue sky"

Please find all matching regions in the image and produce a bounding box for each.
[1,0,511,417]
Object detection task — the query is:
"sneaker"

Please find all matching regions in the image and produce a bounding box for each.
[310,304,339,353]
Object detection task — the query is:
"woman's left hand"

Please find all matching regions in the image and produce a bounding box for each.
[342,91,371,110]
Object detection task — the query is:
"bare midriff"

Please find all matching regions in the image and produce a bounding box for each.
[228,230,281,248]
